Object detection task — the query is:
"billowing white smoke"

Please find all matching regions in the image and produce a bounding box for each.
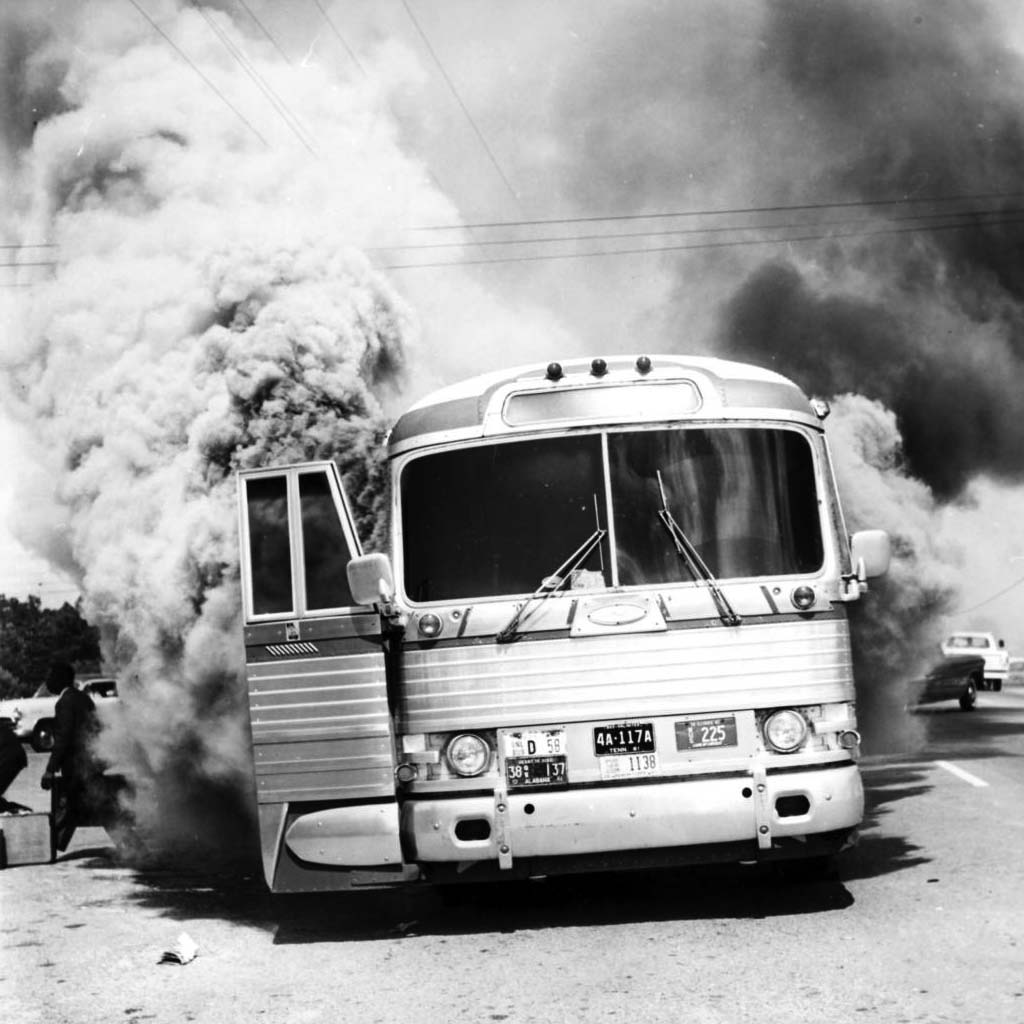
[0,0,455,853]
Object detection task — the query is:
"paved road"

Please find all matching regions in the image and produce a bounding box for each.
[3,687,1023,1024]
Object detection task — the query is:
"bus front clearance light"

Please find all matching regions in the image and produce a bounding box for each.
[790,586,816,611]
[763,710,809,753]
[445,733,491,777]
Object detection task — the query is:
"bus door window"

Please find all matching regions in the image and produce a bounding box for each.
[298,470,356,610]
[245,475,295,616]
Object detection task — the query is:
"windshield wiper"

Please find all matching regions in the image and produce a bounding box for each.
[655,470,741,627]
[496,528,607,644]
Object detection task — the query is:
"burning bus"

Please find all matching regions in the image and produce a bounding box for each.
[236,355,890,892]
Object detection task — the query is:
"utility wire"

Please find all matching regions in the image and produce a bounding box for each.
[954,575,1024,615]
[125,0,270,148]
[367,205,1024,253]
[0,244,56,250]
[310,0,367,76]
[232,0,292,65]
[380,213,1024,269]
[399,0,520,208]
[412,190,1024,232]
[190,0,319,157]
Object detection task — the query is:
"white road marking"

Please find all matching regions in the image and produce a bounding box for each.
[934,760,989,787]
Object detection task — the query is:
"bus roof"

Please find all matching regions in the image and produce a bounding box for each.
[389,354,823,455]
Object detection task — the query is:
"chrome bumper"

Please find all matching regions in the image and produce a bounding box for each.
[402,763,863,864]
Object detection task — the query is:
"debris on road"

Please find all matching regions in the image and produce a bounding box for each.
[159,932,199,965]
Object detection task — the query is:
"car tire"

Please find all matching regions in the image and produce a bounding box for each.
[32,720,55,752]
[959,680,978,711]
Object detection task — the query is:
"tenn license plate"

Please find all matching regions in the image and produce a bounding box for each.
[593,722,656,756]
[675,715,738,750]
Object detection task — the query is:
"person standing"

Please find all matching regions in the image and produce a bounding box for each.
[40,661,101,853]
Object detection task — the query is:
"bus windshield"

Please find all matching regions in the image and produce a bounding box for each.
[400,426,823,602]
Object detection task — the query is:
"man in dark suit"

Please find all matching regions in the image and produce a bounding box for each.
[40,661,102,853]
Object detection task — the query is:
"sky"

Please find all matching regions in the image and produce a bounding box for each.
[3,0,1024,835]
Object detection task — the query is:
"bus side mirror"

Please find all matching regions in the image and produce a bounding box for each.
[347,553,396,607]
[850,530,891,580]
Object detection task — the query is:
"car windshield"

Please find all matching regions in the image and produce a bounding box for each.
[400,426,823,602]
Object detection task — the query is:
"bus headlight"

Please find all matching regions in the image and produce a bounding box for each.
[763,710,809,753]
[444,733,491,777]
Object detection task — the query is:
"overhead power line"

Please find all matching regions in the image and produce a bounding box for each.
[310,0,367,76]
[231,0,292,66]
[379,212,1024,270]
[399,0,520,208]
[190,0,319,157]
[368,205,1024,254]
[125,0,269,148]
[411,190,1024,233]
[953,575,1024,615]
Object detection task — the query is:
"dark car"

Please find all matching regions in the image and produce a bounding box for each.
[909,654,984,711]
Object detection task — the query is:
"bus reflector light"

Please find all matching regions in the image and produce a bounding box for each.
[445,733,491,777]
[763,710,809,753]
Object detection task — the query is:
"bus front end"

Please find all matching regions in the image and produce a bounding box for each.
[373,355,889,883]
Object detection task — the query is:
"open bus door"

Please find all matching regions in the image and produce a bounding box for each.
[237,462,408,892]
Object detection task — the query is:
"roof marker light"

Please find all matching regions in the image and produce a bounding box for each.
[591,358,608,377]
[810,398,831,420]
[546,362,563,381]
[636,355,652,374]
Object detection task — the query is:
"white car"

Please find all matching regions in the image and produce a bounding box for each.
[939,632,1009,692]
[0,677,119,752]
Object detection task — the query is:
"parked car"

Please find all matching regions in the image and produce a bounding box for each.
[908,654,984,711]
[939,631,1009,691]
[0,676,119,752]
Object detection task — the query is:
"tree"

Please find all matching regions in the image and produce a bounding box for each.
[0,595,102,699]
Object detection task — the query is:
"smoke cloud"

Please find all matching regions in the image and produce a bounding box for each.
[0,0,446,857]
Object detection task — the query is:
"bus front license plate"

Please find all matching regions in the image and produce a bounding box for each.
[506,756,568,789]
[593,723,656,756]
[675,716,738,750]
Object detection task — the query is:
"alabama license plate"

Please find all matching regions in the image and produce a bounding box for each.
[506,755,568,789]
[675,715,738,750]
[593,722,656,756]
[503,728,568,789]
